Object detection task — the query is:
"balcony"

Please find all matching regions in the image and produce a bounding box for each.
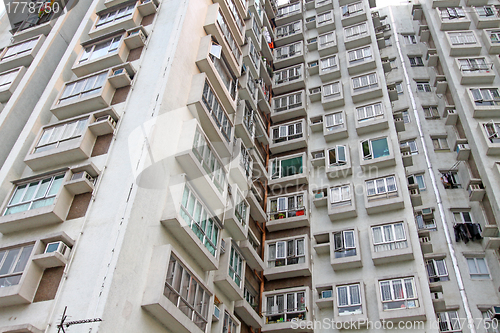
[355,104,389,135]
[325,146,352,179]
[187,73,233,158]
[274,20,303,47]
[275,2,302,26]
[265,0,278,19]
[438,8,471,31]
[0,35,45,73]
[479,121,500,155]
[341,2,367,27]
[359,137,396,171]
[235,283,263,328]
[89,1,146,39]
[273,41,304,70]
[270,119,307,154]
[247,183,267,223]
[466,87,500,118]
[242,39,261,80]
[214,0,246,47]
[316,11,335,34]
[321,81,344,110]
[246,13,263,53]
[318,32,338,57]
[196,36,238,115]
[251,147,267,181]
[323,111,348,142]
[455,59,495,84]
[376,276,426,322]
[364,175,404,215]
[482,29,500,54]
[24,109,118,171]
[370,221,414,265]
[319,55,341,82]
[471,6,500,28]
[316,0,333,12]
[239,228,265,271]
[328,183,357,221]
[446,31,481,56]
[347,46,376,75]
[271,90,306,122]
[257,77,273,115]
[230,140,253,191]
[351,73,383,103]
[468,181,486,201]
[214,239,245,301]
[239,70,260,111]
[264,236,311,280]
[262,287,312,332]
[273,63,305,95]
[266,191,309,232]
[204,4,243,75]
[51,67,130,120]
[235,101,256,148]
[224,184,250,240]
[344,22,371,50]
[268,152,308,188]
[328,228,363,270]
[254,110,270,146]
[0,66,27,103]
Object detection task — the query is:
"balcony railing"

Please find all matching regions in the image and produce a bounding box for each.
[217,11,242,61]
[201,80,233,142]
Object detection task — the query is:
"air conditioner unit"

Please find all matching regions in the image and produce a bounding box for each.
[409,188,419,195]
[213,305,220,321]
[220,239,226,254]
[489,306,500,319]
[321,290,333,299]
[310,87,321,94]
[309,61,319,68]
[421,207,433,217]
[45,241,70,260]
[71,171,96,184]
[113,68,125,76]
[95,115,117,128]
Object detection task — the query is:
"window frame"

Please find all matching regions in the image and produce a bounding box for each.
[437,311,462,332]
[333,230,356,258]
[466,257,490,279]
[324,111,344,131]
[357,102,384,122]
[426,258,449,283]
[330,184,351,207]
[371,222,408,253]
[336,283,362,316]
[352,72,378,92]
[0,243,35,288]
[58,71,109,104]
[268,192,305,220]
[365,175,397,197]
[348,46,372,65]
[379,277,419,311]
[95,3,136,28]
[361,137,390,160]
[267,236,306,268]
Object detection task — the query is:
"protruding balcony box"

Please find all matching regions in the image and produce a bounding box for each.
[24,109,118,171]
[235,101,256,148]
[268,152,308,188]
[271,90,306,122]
[313,232,329,254]
[272,63,305,95]
[254,110,270,146]
[369,221,414,265]
[446,31,481,56]
[471,7,500,29]
[275,2,302,26]
[240,228,265,271]
[341,3,367,27]
[239,70,259,111]
[351,73,383,103]
[323,112,348,142]
[230,140,253,192]
[401,145,413,167]
[196,35,238,114]
[88,1,145,39]
[328,183,357,221]
[333,281,368,326]
[215,0,246,47]
[454,58,495,84]
[262,287,313,332]
[479,122,500,155]
[375,275,426,322]
[224,184,250,241]
[266,190,309,232]
[246,14,263,53]
[250,147,268,183]
[355,108,389,135]
[0,35,45,73]
[316,0,333,12]
[242,39,261,80]
[246,186,267,223]
[0,66,27,103]
[326,147,352,179]
[270,118,307,154]
[0,324,45,333]
[274,20,304,47]
[467,181,486,201]
[160,176,221,271]
[347,47,376,75]
[321,82,344,110]
[174,121,227,214]
[0,171,75,234]
[264,236,311,280]
[393,112,406,132]
[359,137,396,171]
[319,56,341,82]
[432,0,460,7]
[308,86,321,102]
[11,7,59,43]
[273,41,304,70]
[364,175,404,215]
[50,69,121,121]
[438,8,471,31]
[330,228,362,270]
[315,284,334,309]
[344,23,372,50]
[409,187,422,206]
[257,79,273,115]
[212,0,247,32]
[187,73,234,158]
[482,29,500,54]
[261,28,274,61]
[466,87,500,118]
[204,4,243,75]
[142,245,213,333]
[235,301,264,329]
[316,11,335,34]
[318,32,338,57]
[214,239,245,301]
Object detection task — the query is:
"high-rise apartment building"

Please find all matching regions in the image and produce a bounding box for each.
[0,0,499,332]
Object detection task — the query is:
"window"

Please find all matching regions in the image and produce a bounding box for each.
[234,193,248,226]
[423,106,440,119]
[276,21,302,38]
[165,254,210,330]
[277,2,300,18]
[372,222,407,252]
[448,31,477,45]
[180,184,220,256]
[467,257,490,279]
[275,41,302,60]
[202,80,232,142]
[274,91,302,112]
[361,137,390,160]
[79,36,122,63]
[318,32,336,47]
[225,0,244,33]
[96,4,135,27]
[352,73,378,91]
[0,244,34,287]
[342,2,363,16]
[476,5,496,17]
[217,11,241,60]
[33,118,88,153]
[403,34,417,44]
[357,102,383,122]
[325,111,344,131]
[59,72,108,104]
[415,174,426,190]
[489,30,500,43]
[344,22,368,38]
[415,209,436,230]
[239,143,252,179]
[272,121,303,144]
[440,7,466,20]
[333,230,356,258]
[317,11,333,25]
[210,51,238,100]
[458,58,489,72]
[271,155,303,179]
[0,68,20,88]
[229,246,243,287]
[481,310,500,333]
[470,88,500,106]
[426,259,449,282]
[4,174,64,216]
[396,82,404,94]
[337,284,362,315]
[483,121,500,143]
[348,46,372,64]
[268,237,305,267]
[328,146,347,166]
[416,81,431,92]
[320,55,337,72]
[401,110,410,123]
[400,140,418,155]
[265,291,306,323]
[432,137,449,150]
[244,284,257,307]
[275,65,302,85]
[323,82,341,98]
[409,56,424,67]
[390,58,398,69]
[192,128,227,192]
[442,171,461,188]
[437,311,461,332]
[269,193,305,220]
[1,37,39,61]
[379,277,418,310]
[223,312,238,333]
[365,175,397,197]
[330,185,351,207]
